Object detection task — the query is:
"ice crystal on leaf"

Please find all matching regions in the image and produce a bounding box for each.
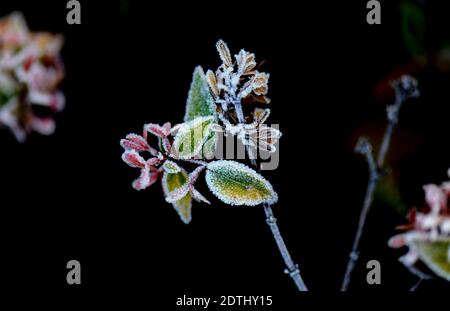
[162,160,181,174]
[0,12,64,142]
[172,116,215,159]
[389,169,450,281]
[162,165,210,224]
[207,39,271,116]
[164,165,210,205]
[216,40,233,68]
[162,170,193,224]
[200,131,218,160]
[218,108,282,153]
[121,150,160,191]
[205,160,277,206]
[184,66,217,122]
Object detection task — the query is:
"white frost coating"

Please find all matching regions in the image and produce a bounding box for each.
[183,66,216,122]
[216,39,233,68]
[172,116,215,159]
[162,170,192,224]
[165,184,190,203]
[162,160,181,174]
[205,160,278,206]
[191,187,211,205]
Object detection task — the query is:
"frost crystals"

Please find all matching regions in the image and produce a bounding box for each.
[206,39,271,116]
[172,116,215,159]
[205,160,278,206]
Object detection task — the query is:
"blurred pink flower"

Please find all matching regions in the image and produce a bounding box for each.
[0,12,65,142]
[389,169,450,280]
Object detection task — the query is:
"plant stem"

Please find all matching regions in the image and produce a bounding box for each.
[340,75,419,291]
[263,202,308,291]
[341,138,379,291]
[233,104,308,291]
[409,277,423,291]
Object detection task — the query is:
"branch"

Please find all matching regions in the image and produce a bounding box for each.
[233,104,308,291]
[340,75,419,291]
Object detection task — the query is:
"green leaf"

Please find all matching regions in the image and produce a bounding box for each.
[414,240,450,281]
[0,90,9,108]
[172,116,215,159]
[205,160,278,206]
[162,170,192,224]
[400,1,425,57]
[184,66,216,122]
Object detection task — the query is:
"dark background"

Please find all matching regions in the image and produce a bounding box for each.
[1,0,450,308]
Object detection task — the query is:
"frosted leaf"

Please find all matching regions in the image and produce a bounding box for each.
[145,122,171,138]
[147,157,160,166]
[165,183,190,203]
[122,150,146,168]
[252,72,270,96]
[216,39,233,68]
[413,240,450,281]
[172,116,215,159]
[254,108,271,124]
[162,170,193,224]
[206,70,219,98]
[160,137,172,154]
[191,187,211,205]
[120,133,150,152]
[184,66,216,122]
[122,150,159,191]
[235,49,256,74]
[189,165,206,184]
[200,131,218,160]
[132,166,158,191]
[205,160,278,206]
[163,160,181,174]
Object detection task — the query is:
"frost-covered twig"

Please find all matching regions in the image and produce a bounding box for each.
[234,103,308,292]
[120,39,307,291]
[341,75,419,291]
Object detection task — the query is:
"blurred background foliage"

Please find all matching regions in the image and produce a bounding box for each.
[349,0,450,218]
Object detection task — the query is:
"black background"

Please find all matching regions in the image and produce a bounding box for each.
[1,0,450,308]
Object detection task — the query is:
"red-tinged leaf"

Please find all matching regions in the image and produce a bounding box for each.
[132,166,158,191]
[120,133,150,152]
[162,122,171,135]
[147,157,160,166]
[162,137,172,153]
[145,123,171,138]
[122,150,146,168]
